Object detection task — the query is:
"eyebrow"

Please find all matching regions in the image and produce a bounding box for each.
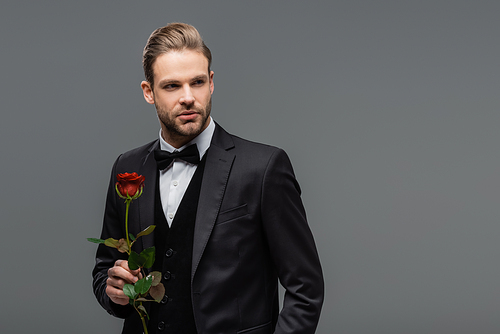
[191,75,208,82]
[158,74,208,87]
[158,79,179,86]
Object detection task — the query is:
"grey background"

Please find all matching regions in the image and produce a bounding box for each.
[1,1,499,333]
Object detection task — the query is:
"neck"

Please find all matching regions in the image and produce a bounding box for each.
[160,117,211,149]
[160,130,194,149]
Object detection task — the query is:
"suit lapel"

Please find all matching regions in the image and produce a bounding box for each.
[192,124,235,280]
[137,140,159,251]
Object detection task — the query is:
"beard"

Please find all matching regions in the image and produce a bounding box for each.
[156,97,212,141]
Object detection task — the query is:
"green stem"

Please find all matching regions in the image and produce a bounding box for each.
[141,314,148,334]
[125,199,132,254]
[132,301,148,334]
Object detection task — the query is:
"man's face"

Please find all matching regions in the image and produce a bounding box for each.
[141,49,214,148]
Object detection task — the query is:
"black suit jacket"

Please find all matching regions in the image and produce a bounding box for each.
[93,124,324,334]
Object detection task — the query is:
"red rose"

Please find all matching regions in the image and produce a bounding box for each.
[115,172,145,198]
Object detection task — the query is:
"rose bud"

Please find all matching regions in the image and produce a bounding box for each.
[115,172,145,199]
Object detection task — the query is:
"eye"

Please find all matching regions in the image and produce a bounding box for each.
[193,79,205,86]
[164,83,178,90]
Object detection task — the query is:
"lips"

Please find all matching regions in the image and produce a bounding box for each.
[178,111,199,121]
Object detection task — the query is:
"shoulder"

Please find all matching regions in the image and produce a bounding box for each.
[113,139,158,169]
[215,124,293,173]
[214,122,284,158]
[119,139,158,159]
[232,134,281,155]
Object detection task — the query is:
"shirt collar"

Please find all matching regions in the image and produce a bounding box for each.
[159,116,215,159]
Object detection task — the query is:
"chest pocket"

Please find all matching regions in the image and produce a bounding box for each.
[216,203,248,225]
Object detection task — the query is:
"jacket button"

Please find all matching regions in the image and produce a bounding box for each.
[165,248,174,257]
[161,295,169,304]
[163,271,171,280]
[158,321,165,331]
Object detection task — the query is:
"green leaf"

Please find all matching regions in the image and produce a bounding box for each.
[137,305,149,319]
[140,247,156,269]
[149,283,165,302]
[103,238,129,253]
[104,238,120,248]
[128,247,156,270]
[87,238,104,244]
[123,284,138,300]
[128,251,144,270]
[134,276,153,295]
[149,271,162,286]
[136,225,156,238]
[129,233,136,241]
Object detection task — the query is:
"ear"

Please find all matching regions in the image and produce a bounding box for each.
[141,81,155,104]
[209,71,214,94]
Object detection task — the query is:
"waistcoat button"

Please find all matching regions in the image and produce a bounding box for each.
[161,295,169,304]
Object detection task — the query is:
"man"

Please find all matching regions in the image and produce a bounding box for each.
[93,22,324,334]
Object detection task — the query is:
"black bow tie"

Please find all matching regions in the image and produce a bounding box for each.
[154,144,200,170]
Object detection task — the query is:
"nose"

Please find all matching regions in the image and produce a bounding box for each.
[179,85,195,105]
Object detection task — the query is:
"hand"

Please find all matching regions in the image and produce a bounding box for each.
[106,260,142,305]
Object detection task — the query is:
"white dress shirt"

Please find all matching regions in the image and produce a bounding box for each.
[158,117,215,227]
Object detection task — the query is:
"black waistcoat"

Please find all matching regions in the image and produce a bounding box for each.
[148,157,206,334]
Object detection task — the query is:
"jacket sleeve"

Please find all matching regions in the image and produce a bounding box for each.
[261,149,324,334]
[92,156,134,318]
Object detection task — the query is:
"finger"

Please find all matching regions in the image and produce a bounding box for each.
[116,260,141,276]
[106,285,130,306]
[108,266,139,284]
[107,275,126,289]
[106,278,126,294]
[112,260,139,277]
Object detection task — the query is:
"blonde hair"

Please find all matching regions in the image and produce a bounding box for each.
[142,22,212,86]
